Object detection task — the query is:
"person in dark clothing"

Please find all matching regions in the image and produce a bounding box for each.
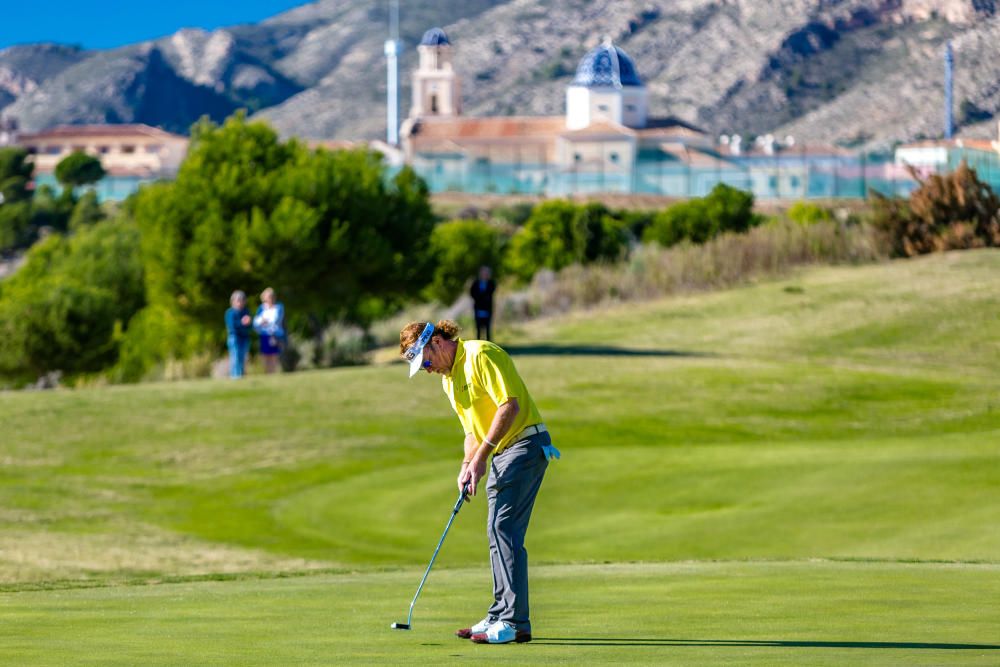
[469,266,496,341]
[225,290,253,378]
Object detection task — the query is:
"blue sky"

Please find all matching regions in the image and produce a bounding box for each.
[0,1,309,50]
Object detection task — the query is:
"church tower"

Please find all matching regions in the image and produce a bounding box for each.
[566,39,648,130]
[410,28,461,118]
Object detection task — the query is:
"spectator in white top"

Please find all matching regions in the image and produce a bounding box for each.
[253,287,286,374]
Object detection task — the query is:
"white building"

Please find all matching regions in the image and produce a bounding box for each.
[17,124,188,179]
[399,28,718,194]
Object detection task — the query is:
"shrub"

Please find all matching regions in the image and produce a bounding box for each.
[505,200,586,281]
[426,219,506,304]
[505,200,631,281]
[872,161,1000,257]
[500,220,886,322]
[787,201,834,225]
[645,184,760,247]
[491,202,534,226]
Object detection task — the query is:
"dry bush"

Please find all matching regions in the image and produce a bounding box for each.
[499,220,886,322]
[874,161,1000,257]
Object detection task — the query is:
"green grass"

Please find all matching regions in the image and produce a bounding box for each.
[3,562,999,666]
[2,250,1000,664]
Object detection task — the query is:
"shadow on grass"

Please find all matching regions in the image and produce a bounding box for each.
[531,638,1000,650]
[505,345,709,358]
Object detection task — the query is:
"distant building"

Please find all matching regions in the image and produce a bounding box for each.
[16,124,188,200]
[394,29,923,199]
[894,130,1000,182]
[400,29,724,196]
[0,117,18,147]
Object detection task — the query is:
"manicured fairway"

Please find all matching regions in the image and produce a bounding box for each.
[2,250,1000,664]
[3,562,999,666]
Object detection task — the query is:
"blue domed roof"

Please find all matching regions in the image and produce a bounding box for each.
[572,41,643,88]
[420,28,451,46]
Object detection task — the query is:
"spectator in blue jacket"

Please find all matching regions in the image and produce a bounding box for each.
[225,290,252,378]
[253,287,286,374]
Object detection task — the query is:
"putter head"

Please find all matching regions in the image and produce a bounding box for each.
[391,623,410,630]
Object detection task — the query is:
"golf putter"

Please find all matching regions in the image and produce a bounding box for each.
[391,483,471,630]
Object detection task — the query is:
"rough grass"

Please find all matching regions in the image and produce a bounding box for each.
[499,220,885,323]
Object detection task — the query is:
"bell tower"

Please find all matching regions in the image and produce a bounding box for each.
[410,28,461,118]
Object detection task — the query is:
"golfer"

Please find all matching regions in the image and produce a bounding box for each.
[399,320,559,645]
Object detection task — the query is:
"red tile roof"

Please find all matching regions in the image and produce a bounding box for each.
[408,116,567,141]
[18,124,186,141]
[898,138,998,153]
[560,121,636,139]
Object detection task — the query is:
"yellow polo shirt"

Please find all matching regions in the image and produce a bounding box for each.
[442,339,543,454]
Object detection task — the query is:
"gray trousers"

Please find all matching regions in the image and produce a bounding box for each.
[485,430,549,633]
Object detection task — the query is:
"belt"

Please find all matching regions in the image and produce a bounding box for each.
[513,423,547,441]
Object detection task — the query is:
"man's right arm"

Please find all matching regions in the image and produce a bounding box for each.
[457,432,478,493]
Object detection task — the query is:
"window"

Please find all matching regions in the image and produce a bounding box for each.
[626,104,637,112]
[790,176,800,188]
[430,95,438,113]
[597,104,609,112]
[45,145,62,155]
[121,145,136,154]
[25,145,37,154]
[71,145,86,153]
[97,146,110,154]
[609,152,619,163]
[573,153,582,162]
[145,144,163,154]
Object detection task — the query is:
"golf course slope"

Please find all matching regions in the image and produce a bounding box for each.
[3,249,999,665]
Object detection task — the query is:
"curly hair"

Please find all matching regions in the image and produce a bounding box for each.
[399,319,461,354]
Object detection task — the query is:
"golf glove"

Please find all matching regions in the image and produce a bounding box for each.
[542,444,561,461]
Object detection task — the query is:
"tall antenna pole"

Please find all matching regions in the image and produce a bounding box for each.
[944,41,954,139]
[384,0,401,145]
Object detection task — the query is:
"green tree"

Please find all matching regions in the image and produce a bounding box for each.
[54,151,106,190]
[0,147,35,251]
[0,147,33,205]
[576,202,629,263]
[426,219,505,303]
[126,113,435,375]
[645,184,759,247]
[505,200,586,281]
[68,190,105,231]
[30,184,75,235]
[0,202,31,252]
[0,217,145,378]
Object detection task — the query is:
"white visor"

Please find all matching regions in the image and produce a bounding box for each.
[404,322,435,377]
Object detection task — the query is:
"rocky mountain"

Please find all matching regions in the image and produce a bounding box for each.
[2,0,998,147]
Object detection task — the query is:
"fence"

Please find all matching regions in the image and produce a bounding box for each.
[404,151,988,200]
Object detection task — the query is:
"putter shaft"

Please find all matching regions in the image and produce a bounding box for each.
[392,485,469,630]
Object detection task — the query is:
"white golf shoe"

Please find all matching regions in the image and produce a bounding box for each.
[455,616,493,639]
[469,620,531,644]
